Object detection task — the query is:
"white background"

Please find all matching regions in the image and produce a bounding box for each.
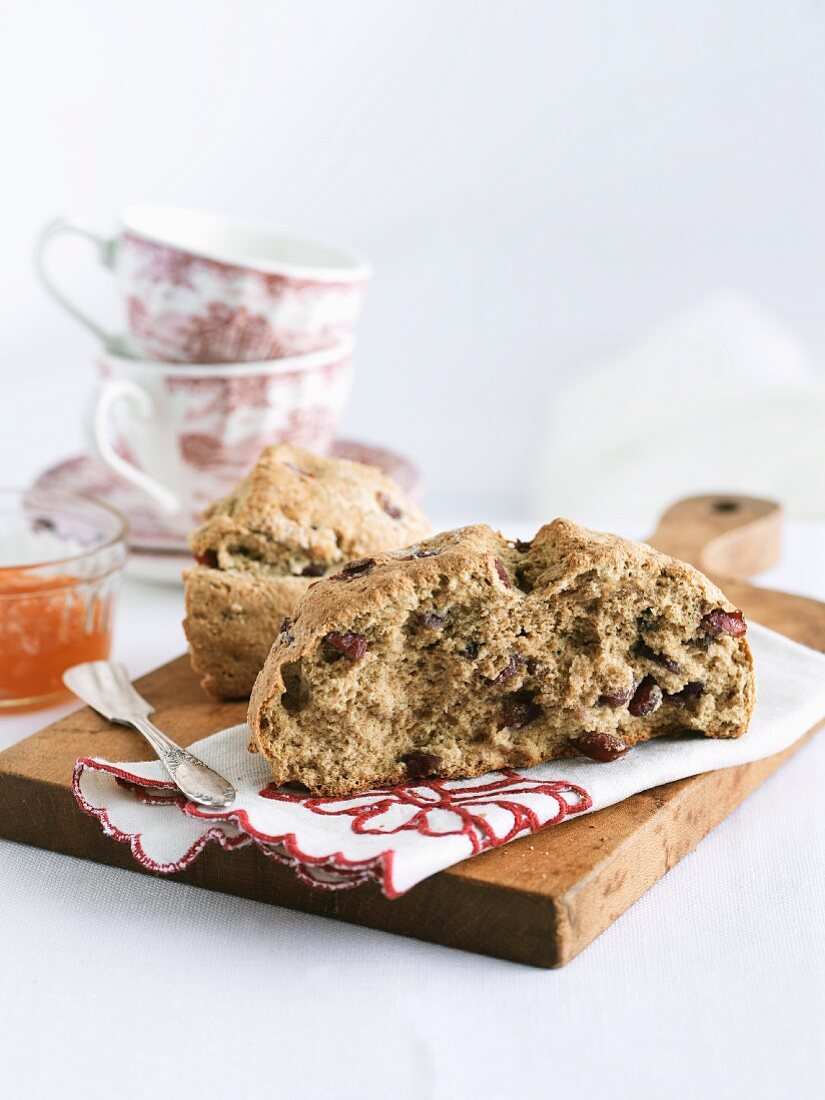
[2,0,825,517]
[2,3,825,1097]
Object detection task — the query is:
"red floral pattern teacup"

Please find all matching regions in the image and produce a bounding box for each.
[88,338,355,533]
[36,205,371,363]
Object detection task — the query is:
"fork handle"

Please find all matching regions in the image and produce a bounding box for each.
[131,717,235,809]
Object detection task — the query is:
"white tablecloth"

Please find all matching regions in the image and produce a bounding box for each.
[2,520,824,1098]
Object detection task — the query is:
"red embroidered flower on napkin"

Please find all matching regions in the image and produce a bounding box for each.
[261,771,590,853]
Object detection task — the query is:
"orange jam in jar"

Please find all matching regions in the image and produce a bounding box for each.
[0,490,128,711]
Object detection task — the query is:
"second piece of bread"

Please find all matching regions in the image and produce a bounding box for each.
[184,444,431,698]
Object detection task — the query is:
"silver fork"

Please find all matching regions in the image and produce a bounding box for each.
[64,661,236,809]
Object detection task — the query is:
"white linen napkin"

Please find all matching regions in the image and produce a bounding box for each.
[73,623,825,898]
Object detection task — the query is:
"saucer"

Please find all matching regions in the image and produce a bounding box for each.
[124,546,195,585]
[33,442,423,555]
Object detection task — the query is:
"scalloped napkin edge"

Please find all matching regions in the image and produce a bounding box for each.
[73,623,825,898]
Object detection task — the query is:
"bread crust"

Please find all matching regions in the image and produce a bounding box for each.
[248,520,755,795]
[183,445,431,698]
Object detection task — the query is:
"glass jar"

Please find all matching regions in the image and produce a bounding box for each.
[0,489,128,711]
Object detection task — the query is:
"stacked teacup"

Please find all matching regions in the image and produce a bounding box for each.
[36,205,370,540]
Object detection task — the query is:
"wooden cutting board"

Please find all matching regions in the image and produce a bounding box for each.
[1,495,823,968]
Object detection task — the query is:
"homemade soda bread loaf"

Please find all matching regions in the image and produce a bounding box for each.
[248,520,755,795]
[184,445,430,698]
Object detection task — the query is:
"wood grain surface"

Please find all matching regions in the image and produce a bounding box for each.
[1,494,822,968]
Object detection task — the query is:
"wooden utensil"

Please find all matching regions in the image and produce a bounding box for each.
[1,494,822,967]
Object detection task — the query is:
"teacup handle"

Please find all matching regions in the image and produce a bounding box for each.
[35,217,119,345]
[89,379,181,516]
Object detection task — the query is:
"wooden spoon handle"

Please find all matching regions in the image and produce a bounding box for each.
[647,494,782,579]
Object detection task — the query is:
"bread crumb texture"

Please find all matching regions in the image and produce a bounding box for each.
[248,520,755,795]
